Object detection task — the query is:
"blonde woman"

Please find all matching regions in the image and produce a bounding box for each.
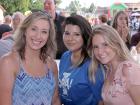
[88,25,140,105]
[0,11,60,105]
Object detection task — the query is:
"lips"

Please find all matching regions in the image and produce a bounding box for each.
[66,42,74,46]
[99,56,106,61]
[32,39,41,45]
[97,54,107,62]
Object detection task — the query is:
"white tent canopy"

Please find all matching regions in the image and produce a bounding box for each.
[131,12,140,17]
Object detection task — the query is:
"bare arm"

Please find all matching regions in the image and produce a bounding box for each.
[122,63,140,105]
[0,54,18,105]
[47,58,61,105]
[128,85,140,105]
[121,26,129,42]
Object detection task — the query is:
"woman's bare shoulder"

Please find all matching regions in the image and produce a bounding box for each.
[47,57,58,76]
[0,51,20,73]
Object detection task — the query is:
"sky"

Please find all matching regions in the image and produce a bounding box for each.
[59,0,140,9]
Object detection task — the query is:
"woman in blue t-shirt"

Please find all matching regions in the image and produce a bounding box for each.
[59,15,104,105]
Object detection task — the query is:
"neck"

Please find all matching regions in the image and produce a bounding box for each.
[24,47,40,61]
[71,50,82,65]
[107,58,123,74]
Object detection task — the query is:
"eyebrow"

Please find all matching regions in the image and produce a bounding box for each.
[31,25,49,30]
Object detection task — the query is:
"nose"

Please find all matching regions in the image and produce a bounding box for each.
[122,19,127,25]
[44,3,51,10]
[36,31,42,39]
[97,47,103,55]
[64,33,74,41]
[68,35,75,41]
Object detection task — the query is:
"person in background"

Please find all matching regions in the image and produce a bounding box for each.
[0,14,12,38]
[131,25,140,47]
[136,41,140,53]
[0,7,4,24]
[88,25,140,105]
[11,12,25,34]
[0,24,12,38]
[59,15,104,105]
[0,12,25,57]
[98,14,108,25]
[2,11,25,39]
[44,0,67,59]
[111,11,131,49]
[0,35,14,57]
[0,11,60,105]
[4,15,12,26]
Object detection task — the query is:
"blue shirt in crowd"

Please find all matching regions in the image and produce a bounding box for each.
[59,51,104,105]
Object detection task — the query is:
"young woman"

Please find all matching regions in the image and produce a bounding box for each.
[59,15,104,105]
[112,11,131,49]
[88,25,140,105]
[0,11,60,105]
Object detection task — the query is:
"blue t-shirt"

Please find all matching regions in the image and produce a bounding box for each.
[59,51,104,105]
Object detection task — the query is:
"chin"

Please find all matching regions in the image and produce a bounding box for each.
[100,60,109,65]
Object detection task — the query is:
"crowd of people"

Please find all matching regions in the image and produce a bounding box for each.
[0,0,140,105]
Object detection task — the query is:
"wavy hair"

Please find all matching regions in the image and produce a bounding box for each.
[88,25,132,82]
[111,11,131,48]
[14,11,57,63]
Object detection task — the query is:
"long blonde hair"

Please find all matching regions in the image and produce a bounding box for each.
[14,11,57,63]
[88,25,132,82]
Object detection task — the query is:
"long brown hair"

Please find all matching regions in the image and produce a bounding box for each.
[111,11,131,48]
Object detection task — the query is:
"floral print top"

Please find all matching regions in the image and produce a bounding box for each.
[102,60,140,105]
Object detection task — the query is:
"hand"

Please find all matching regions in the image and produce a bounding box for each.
[121,26,129,42]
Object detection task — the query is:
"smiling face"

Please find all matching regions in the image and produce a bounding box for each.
[63,24,83,53]
[25,19,50,51]
[92,34,118,65]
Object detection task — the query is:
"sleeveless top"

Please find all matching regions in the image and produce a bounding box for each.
[12,63,56,105]
[59,51,104,105]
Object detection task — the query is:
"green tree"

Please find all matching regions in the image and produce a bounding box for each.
[0,0,31,14]
[29,0,44,11]
[66,0,81,13]
[0,0,65,15]
[55,0,62,6]
[0,0,45,15]
[81,7,88,13]
[88,3,96,13]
